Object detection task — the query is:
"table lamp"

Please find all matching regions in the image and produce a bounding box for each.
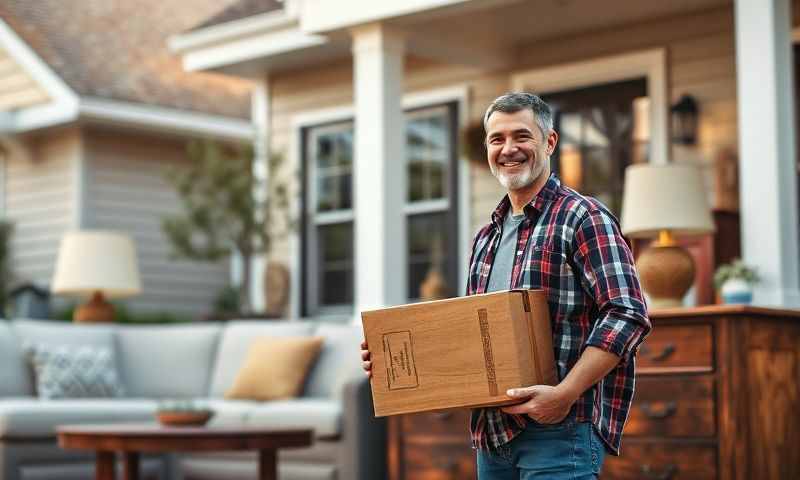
[621,164,714,309]
[51,231,141,323]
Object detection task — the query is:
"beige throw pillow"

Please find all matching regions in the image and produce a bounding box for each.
[225,336,324,401]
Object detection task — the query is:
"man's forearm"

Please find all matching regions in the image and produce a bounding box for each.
[555,346,621,402]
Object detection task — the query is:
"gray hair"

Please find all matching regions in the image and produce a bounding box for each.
[483,92,554,136]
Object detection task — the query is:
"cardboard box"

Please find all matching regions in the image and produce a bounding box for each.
[361,289,557,417]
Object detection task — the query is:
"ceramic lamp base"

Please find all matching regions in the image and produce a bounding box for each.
[74,291,115,323]
[636,243,695,309]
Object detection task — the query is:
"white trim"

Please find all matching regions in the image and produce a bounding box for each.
[78,97,254,141]
[0,19,80,132]
[314,210,355,225]
[0,20,78,105]
[169,10,297,53]
[70,134,87,229]
[512,48,669,165]
[287,85,471,318]
[403,198,449,215]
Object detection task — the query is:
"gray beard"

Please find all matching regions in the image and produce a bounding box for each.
[490,162,538,190]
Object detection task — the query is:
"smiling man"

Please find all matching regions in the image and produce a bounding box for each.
[361,92,651,479]
[467,92,651,479]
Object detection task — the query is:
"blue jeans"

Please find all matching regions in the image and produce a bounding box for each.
[476,416,606,479]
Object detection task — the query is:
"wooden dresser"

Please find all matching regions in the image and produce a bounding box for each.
[387,306,800,480]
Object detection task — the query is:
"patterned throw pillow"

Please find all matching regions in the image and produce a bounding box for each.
[25,343,125,399]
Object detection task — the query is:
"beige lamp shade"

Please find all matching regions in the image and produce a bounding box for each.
[52,231,141,299]
[621,163,714,238]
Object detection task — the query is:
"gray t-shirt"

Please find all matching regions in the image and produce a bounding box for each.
[486,210,526,292]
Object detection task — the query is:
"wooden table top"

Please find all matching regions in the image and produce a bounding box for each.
[57,423,313,452]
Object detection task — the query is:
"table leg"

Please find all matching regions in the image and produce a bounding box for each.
[123,452,140,480]
[258,449,277,480]
[96,451,115,480]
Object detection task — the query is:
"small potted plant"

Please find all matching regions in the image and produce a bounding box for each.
[714,258,759,305]
[156,400,214,427]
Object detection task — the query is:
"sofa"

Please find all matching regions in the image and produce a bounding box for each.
[0,318,386,480]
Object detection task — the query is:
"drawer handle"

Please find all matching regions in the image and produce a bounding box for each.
[640,464,678,480]
[640,401,677,419]
[640,343,676,362]
[432,411,454,421]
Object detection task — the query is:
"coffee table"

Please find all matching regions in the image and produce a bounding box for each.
[57,423,312,480]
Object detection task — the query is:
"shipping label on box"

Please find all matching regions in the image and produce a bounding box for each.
[362,289,557,417]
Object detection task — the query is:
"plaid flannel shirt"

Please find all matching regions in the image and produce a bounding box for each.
[467,173,651,455]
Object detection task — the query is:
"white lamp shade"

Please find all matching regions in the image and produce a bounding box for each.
[621,164,714,238]
[52,231,141,298]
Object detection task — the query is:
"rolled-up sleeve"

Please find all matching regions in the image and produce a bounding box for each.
[572,208,651,364]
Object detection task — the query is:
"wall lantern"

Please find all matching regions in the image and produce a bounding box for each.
[671,94,699,145]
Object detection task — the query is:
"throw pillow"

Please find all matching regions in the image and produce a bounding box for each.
[225,336,324,401]
[25,343,126,399]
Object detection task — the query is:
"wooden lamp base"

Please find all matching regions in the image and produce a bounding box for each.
[636,230,695,309]
[74,291,115,323]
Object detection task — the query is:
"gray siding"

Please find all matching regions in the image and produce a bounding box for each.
[5,128,78,291]
[83,129,230,317]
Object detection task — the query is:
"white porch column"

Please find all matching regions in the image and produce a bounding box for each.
[249,75,270,312]
[351,23,407,314]
[735,0,800,306]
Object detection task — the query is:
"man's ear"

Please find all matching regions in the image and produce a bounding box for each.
[547,130,559,156]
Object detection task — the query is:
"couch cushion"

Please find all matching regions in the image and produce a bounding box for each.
[226,336,323,401]
[0,321,32,396]
[12,319,115,349]
[25,343,125,399]
[209,321,315,398]
[304,323,365,398]
[245,399,342,438]
[116,324,221,398]
[0,398,157,438]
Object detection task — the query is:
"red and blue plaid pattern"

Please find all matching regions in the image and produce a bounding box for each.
[467,173,651,455]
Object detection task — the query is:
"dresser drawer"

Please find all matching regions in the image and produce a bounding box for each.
[626,376,715,437]
[402,410,472,439]
[638,324,713,373]
[603,443,716,480]
[404,442,476,480]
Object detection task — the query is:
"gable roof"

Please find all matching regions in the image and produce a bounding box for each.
[0,0,254,119]
[190,0,284,31]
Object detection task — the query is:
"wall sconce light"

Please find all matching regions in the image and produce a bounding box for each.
[671,94,699,145]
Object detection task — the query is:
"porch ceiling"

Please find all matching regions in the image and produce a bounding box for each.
[396,0,732,51]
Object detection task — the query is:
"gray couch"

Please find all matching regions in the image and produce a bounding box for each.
[0,319,386,480]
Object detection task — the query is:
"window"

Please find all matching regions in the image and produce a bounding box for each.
[544,78,648,215]
[405,104,459,301]
[302,121,354,316]
[301,103,459,317]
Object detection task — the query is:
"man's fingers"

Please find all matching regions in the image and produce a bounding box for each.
[361,350,371,361]
[500,401,533,415]
[506,385,539,398]
[362,360,372,371]
[360,340,368,349]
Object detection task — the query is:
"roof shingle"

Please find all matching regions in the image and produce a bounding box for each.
[0,0,254,119]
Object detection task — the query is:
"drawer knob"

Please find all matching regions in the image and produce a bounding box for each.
[640,401,677,419]
[432,411,454,421]
[640,464,678,480]
[640,343,676,362]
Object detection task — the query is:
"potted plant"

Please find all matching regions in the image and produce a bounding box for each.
[714,258,759,304]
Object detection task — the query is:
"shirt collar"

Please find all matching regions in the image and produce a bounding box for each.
[490,173,561,229]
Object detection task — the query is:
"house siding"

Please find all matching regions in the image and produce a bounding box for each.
[0,47,49,111]
[5,127,78,295]
[83,128,231,317]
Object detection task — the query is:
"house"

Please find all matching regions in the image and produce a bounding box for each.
[171,0,800,322]
[0,1,257,317]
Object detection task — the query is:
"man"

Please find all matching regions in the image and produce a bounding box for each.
[361,92,651,479]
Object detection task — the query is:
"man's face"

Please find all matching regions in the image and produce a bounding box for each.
[485,109,555,191]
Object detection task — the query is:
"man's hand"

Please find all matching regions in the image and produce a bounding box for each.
[500,384,577,424]
[360,340,372,378]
